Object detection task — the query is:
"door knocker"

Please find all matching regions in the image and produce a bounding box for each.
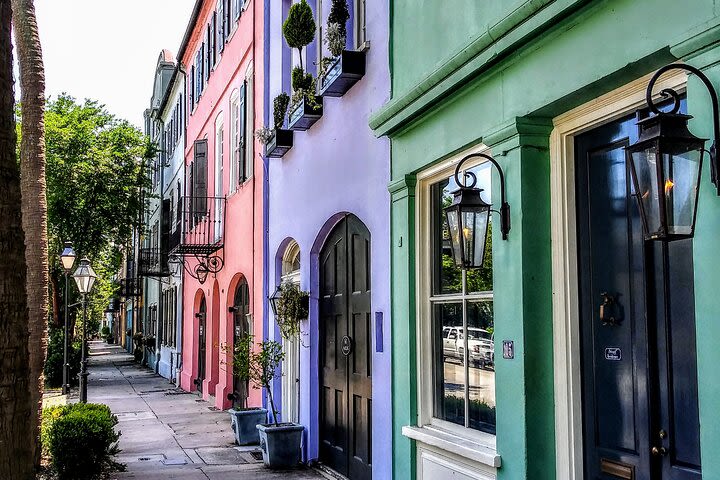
[599,292,623,326]
[341,335,353,356]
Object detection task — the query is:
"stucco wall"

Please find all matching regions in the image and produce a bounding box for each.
[179,0,265,411]
[266,0,392,475]
[377,0,720,479]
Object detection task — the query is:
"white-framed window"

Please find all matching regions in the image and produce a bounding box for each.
[354,0,366,48]
[214,115,224,242]
[417,151,496,441]
[229,89,240,190]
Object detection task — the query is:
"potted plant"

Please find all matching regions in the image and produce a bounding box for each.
[283,0,323,130]
[274,283,309,340]
[244,340,304,469]
[257,93,294,158]
[317,0,366,97]
[227,335,268,445]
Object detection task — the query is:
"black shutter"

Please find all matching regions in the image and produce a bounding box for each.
[161,199,170,269]
[239,82,247,181]
[218,2,225,49]
[194,139,208,216]
[225,0,231,37]
[189,65,195,108]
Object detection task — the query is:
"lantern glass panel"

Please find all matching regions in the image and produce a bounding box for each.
[631,144,663,236]
[445,208,464,267]
[461,208,489,268]
[661,146,702,236]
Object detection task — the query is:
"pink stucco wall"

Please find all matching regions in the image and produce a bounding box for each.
[179,0,265,411]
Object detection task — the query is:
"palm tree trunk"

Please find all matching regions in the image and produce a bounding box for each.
[0,0,34,476]
[11,0,48,470]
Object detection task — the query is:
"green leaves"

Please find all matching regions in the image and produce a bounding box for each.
[274,283,309,340]
[282,0,316,50]
[272,93,290,130]
[327,0,349,45]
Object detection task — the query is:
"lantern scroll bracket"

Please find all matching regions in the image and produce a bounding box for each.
[645,63,720,195]
[453,152,511,240]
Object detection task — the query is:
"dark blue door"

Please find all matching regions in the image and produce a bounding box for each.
[575,101,701,480]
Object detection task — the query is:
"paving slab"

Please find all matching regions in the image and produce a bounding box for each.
[87,341,325,480]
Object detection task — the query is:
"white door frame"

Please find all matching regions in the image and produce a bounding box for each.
[549,70,686,480]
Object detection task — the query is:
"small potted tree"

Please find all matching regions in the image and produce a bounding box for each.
[227,335,269,445]
[257,93,293,158]
[283,0,323,130]
[318,0,366,97]
[243,340,304,469]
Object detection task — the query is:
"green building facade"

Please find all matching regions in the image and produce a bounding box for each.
[371,1,720,479]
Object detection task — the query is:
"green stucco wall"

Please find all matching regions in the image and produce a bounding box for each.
[380,0,720,478]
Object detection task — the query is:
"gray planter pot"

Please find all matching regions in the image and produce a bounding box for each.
[229,408,268,445]
[256,423,304,469]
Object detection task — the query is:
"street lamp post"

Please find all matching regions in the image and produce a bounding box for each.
[59,242,76,395]
[73,257,97,403]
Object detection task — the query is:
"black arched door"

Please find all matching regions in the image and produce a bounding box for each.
[231,279,250,408]
[319,215,372,480]
[196,296,207,393]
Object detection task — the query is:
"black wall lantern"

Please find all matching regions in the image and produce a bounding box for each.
[443,153,510,269]
[268,284,282,316]
[626,63,720,241]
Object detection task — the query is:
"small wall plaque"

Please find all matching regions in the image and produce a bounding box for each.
[341,335,353,356]
[502,340,514,359]
[605,347,622,361]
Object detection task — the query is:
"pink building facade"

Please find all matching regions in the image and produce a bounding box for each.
[176,0,265,411]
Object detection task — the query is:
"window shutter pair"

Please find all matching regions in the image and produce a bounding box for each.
[193,139,208,216]
[238,82,247,182]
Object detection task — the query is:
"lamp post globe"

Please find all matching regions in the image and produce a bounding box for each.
[73,257,96,403]
[59,242,76,395]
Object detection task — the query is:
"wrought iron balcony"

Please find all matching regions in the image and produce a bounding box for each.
[120,277,142,298]
[171,196,225,256]
[138,247,170,277]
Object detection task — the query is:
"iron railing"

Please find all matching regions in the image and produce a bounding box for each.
[138,247,170,277]
[120,277,142,298]
[171,196,225,256]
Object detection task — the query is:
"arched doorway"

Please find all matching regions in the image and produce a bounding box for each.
[280,240,301,423]
[230,278,250,408]
[319,215,372,480]
[195,296,207,393]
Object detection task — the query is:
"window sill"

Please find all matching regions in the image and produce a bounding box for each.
[402,425,501,468]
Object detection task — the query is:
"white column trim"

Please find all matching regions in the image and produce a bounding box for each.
[549,70,686,480]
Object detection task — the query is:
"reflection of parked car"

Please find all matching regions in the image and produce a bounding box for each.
[442,326,494,369]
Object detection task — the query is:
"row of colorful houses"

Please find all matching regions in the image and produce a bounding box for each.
[108,0,720,478]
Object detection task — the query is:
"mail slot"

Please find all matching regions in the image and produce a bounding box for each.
[600,458,634,479]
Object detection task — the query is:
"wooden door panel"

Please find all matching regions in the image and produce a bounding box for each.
[320,215,372,480]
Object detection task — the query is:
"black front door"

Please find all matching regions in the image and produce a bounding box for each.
[576,105,701,480]
[319,215,372,480]
[196,297,207,393]
[231,280,250,408]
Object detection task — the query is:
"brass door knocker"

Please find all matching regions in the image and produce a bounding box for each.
[599,292,623,326]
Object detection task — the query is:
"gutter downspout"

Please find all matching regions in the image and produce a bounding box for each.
[176,65,187,387]
[262,0,271,414]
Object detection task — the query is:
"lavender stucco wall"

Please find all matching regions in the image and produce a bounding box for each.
[266,0,391,476]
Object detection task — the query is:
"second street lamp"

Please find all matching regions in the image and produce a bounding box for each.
[59,242,76,395]
[73,257,97,403]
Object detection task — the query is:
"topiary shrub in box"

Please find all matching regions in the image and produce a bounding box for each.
[43,403,125,479]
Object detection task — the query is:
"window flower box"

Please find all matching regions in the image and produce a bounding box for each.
[318,50,366,97]
[264,129,294,158]
[287,96,323,131]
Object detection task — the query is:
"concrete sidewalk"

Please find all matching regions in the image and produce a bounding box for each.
[86,341,323,480]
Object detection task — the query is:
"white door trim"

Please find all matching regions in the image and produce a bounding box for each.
[549,70,686,480]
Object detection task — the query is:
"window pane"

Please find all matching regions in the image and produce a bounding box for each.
[432,163,492,295]
[432,302,465,427]
[467,301,495,433]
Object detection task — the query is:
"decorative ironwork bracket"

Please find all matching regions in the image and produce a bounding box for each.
[454,152,511,239]
[645,63,720,195]
[169,251,224,285]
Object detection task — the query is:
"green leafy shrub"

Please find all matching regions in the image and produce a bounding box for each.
[274,283,309,340]
[235,339,285,425]
[273,93,290,130]
[282,0,316,69]
[328,0,349,40]
[44,403,124,479]
[291,66,314,93]
[44,329,81,388]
